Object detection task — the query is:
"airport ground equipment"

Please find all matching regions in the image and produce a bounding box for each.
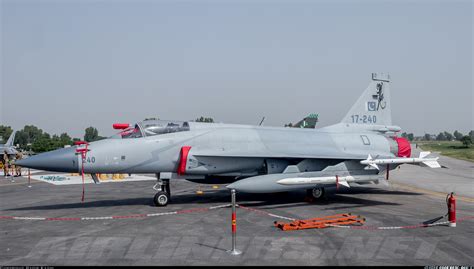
[274,213,365,230]
[421,192,459,227]
[448,192,456,227]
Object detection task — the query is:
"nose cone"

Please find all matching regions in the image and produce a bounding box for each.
[15,147,79,173]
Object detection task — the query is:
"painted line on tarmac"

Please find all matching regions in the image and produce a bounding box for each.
[0,180,42,187]
[238,204,296,221]
[0,204,232,221]
[327,216,474,230]
[391,182,474,203]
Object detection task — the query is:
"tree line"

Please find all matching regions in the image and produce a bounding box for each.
[0,125,105,153]
[0,116,216,153]
[403,130,473,148]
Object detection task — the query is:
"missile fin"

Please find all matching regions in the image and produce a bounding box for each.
[421,158,441,168]
[369,163,379,170]
[339,178,350,188]
[283,165,300,174]
[419,151,431,159]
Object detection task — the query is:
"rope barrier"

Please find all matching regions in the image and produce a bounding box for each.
[0,204,232,221]
[1,199,472,230]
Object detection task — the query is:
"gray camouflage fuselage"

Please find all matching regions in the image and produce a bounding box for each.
[17,73,422,194]
[85,123,397,174]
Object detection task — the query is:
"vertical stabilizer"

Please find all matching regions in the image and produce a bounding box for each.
[341,73,392,126]
[5,131,16,147]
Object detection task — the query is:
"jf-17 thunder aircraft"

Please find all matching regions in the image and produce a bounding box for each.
[0,131,18,161]
[17,73,440,206]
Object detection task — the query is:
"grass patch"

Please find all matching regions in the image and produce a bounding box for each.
[416,141,474,162]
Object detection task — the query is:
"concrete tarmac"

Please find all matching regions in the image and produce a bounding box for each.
[0,159,473,266]
[390,148,474,198]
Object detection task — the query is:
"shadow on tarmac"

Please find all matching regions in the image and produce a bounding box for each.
[6,186,421,212]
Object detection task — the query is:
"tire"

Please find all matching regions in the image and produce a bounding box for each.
[307,187,325,200]
[153,191,170,207]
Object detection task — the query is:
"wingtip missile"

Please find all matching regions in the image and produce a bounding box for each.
[360,151,441,169]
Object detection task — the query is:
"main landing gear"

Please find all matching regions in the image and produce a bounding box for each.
[153,175,171,207]
[306,186,325,200]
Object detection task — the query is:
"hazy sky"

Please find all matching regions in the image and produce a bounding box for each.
[1,0,472,138]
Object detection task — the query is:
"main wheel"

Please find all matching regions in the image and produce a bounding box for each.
[307,187,325,200]
[153,191,170,207]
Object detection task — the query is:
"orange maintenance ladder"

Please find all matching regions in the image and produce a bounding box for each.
[274,213,365,231]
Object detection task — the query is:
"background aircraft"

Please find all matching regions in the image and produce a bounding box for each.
[289,114,319,128]
[0,131,18,159]
[17,73,440,206]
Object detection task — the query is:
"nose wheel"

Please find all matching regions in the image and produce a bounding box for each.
[154,191,170,207]
[153,177,171,207]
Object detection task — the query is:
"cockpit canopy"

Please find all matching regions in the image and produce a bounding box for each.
[110,120,190,139]
[141,120,190,136]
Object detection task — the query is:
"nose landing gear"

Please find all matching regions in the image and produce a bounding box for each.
[153,174,171,207]
[154,191,170,207]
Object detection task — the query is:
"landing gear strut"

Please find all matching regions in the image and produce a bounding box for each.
[153,174,171,207]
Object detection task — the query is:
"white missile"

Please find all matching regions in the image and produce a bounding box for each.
[360,151,440,170]
[276,174,382,188]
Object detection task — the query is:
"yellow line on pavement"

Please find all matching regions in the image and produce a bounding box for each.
[0,178,43,187]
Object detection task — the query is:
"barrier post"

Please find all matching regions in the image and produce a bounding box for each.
[80,150,85,202]
[74,141,89,202]
[227,189,242,255]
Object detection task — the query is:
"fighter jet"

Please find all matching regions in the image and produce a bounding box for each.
[0,131,18,159]
[16,73,440,206]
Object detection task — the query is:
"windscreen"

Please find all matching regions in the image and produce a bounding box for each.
[109,124,143,139]
[141,120,190,136]
[108,120,190,139]
[120,125,143,139]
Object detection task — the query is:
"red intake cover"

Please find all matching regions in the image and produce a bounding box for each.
[178,146,192,175]
[394,137,411,157]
